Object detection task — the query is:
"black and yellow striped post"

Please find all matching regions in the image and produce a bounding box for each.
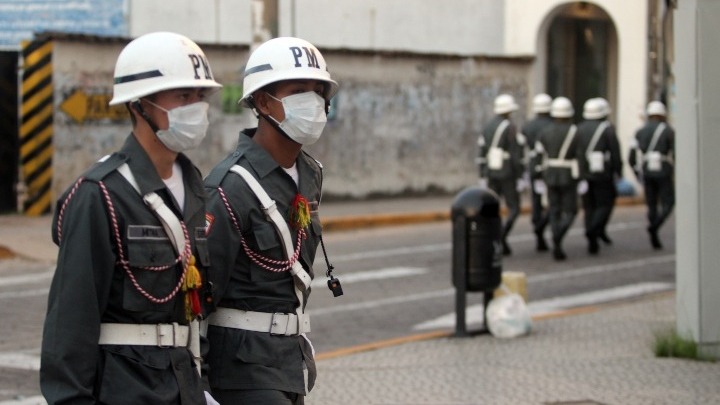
[20,38,53,216]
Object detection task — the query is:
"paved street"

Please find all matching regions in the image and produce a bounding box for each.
[0,198,715,405]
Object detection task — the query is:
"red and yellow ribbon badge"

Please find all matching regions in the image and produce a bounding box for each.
[289,193,312,230]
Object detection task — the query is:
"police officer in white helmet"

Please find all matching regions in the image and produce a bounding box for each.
[628,100,675,249]
[535,97,580,260]
[576,97,623,254]
[521,93,553,251]
[477,93,526,255]
[204,37,339,404]
[41,32,221,404]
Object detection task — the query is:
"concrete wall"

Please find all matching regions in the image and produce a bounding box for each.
[50,38,531,200]
[51,39,255,198]
[674,0,720,359]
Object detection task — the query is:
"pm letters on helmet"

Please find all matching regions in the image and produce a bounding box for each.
[188,54,213,80]
[290,47,320,69]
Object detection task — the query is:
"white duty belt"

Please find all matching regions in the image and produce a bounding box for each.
[98,323,189,347]
[207,307,310,336]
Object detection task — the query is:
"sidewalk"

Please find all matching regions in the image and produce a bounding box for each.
[308,292,720,405]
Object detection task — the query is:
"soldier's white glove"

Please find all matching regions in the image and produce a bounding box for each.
[205,391,220,405]
[577,180,589,195]
[532,179,546,194]
[516,178,528,192]
[478,178,488,189]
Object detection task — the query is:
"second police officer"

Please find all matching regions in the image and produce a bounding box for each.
[576,97,623,254]
[534,97,579,261]
[203,37,339,404]
[477,94,526,256]
[521,93,553,252]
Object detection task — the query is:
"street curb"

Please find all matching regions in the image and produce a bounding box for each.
[321,196,643,232]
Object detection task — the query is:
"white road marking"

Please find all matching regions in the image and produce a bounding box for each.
[0,288,49,300]
[328,221,646,262]
[0,268,53,287]
[311,267,427,288]
[0,351,40,371]
[0,396,46,405]
[310,253,675,317]
[412,282,674,330]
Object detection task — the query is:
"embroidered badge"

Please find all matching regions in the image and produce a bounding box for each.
[205,212,215,236]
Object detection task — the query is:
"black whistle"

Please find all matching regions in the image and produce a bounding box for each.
[327,277,344,297]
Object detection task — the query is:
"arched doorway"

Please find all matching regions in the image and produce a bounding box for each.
[542,2,618,122]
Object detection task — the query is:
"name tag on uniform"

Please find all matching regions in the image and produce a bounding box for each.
[127,225,169,240]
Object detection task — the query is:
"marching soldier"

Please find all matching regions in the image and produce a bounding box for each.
[535,97,579,261]
[40,32,221,404]
[203,37,340,404]
[629,101,675,249]
[521,93,553,251]
[576,98,623,254]
[477,94,526,255]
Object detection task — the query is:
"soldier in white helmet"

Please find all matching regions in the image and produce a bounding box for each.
[204,37,340,404]
[576,97,623,254]
[521,93,553,251]
[629,100,675,249]
[535,97,580,261]
[477,93,526,255]
[41,32,221,404]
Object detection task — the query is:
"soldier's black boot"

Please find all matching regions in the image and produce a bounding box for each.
[535,231,549,252]
[588,237,600,255]
[502,239,512,256]
[599,232,612,245]
[648,226,663,250]
[552,237,566,261]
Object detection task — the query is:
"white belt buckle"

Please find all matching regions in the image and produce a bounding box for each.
[270,313,295,336]
[157,323,177,347]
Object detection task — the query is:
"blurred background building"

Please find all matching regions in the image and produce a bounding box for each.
[0,0,675,214]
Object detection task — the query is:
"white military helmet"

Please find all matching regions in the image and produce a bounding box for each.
[550,97,574,118]
[532,93,552,113]
[597,97,611,116]
[239,37,339,108]
[582,98,606,120]
[494,94,518,115]
[110,32,221,106]
[646,100,667,116]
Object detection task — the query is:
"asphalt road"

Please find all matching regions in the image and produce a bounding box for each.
[0,204,675,403]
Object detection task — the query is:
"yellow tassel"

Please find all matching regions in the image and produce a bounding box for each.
[183,255,202,291]
[182,255,202,321]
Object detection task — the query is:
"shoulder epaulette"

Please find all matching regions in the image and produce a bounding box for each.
[83,153,129,182]
[204,151,243,188]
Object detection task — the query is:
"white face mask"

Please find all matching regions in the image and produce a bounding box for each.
[267,91,327,145]
[145,100,210,152]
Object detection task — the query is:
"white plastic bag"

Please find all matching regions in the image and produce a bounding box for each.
[486,290,532,338]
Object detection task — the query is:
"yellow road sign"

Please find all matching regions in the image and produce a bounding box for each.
[60,89,128,123]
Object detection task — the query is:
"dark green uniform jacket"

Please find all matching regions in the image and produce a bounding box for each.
[536,121,579,187]
[522,114,553,180]
[40,135,211,404]
[575,119,623,181]
[629,118,675,179]
[478,115,525,180]
[204,129,323,394]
